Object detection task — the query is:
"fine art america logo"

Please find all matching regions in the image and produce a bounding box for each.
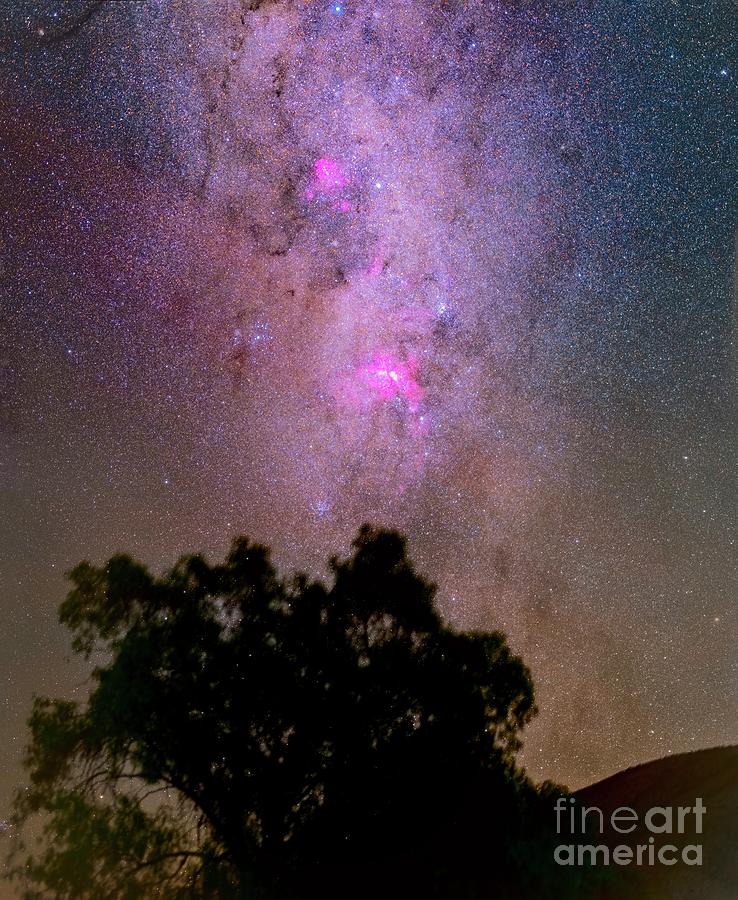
[553,797,706,867]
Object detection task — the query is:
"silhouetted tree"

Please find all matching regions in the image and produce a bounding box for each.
[7,526,583,899]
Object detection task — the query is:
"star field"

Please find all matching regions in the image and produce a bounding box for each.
[0,0,736,822]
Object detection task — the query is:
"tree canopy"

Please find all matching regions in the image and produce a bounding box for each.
[7,526,581,899]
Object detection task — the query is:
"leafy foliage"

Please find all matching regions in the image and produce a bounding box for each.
[7,526,584,898]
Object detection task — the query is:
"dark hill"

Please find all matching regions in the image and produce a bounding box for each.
[573,746,738,899]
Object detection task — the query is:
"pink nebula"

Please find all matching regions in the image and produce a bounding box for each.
[305,157,350,200]
[367,253,384,276]
[356,352,423,413]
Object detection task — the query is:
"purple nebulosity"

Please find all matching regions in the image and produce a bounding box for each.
[305,157,351,210]
[354,352,423,414]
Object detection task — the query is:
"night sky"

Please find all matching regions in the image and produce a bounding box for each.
[1,0,736,821]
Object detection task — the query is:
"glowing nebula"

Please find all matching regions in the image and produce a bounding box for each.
[367,253,385,277]
[355,352,423,414]
[305,157,350,203]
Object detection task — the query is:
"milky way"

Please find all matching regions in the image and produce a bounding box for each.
[1,0,736,811]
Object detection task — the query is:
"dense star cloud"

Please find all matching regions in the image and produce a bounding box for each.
[0,0,736,821]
